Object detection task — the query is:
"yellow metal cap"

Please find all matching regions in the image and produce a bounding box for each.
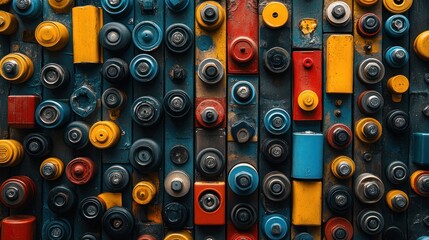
[35,21,69,51]
[355,118,383,143]
[355,0,378,7]
[48,0,74,13]
[164,231,193,240]
[383,0,413,13]
[196,1,225,31]
[0,140,23,167]
[89,121,120,149]
[132,181,156,205]
[262,2,288,29]
[331,156,355,179]
[386,190,409,212]
[414,30,429,61]
[40,157,64,180]
[298,90,318,111]
[0,11,17,35]
[387,75,409,102]
[0,53,34,84]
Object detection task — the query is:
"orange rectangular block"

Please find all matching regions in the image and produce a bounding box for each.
[194,181,225,225]
[292,181,322,226]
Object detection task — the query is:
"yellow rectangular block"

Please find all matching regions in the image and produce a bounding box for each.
[292,181,322,226]
[72,6,103,63]
[326,34,353,94]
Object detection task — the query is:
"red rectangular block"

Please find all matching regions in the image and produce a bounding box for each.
[194,181,226,225]
[227,0,259,74]
[8,95,41,128]
[292,51,322,121]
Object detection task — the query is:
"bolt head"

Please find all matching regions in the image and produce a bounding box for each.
[269,144,283,158]
[334,194,348,207]
[137,62,150,75]
[171,180,183,192]
[338,162,352,176]
[364,182,380,199]
[392,195,407,209]
[333,227,347,240]
[366,95,381,109]
[364,16,376,28]
[391,19,404,31]
[236,173,251,189]
[271,223,282,235]
[332,5,346,19]
[107,30,120,43]
[363,122,379,139]
[270,181,284,195]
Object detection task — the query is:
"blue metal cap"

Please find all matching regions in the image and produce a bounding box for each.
[264,108,291,135]
[130,54,159,82]
[385,15,409,38]
[101,0,132,17]
[228,163,259,196]
[263,214,288,240]
[385,46,409,68]
[35,100,71,129]
[231,81,255,105]
[295,232,313,240]
[12,0,42,19]
[133,21,163,52]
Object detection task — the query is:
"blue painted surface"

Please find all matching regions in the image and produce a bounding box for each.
[292,0,323,49]
[197,35,214,51]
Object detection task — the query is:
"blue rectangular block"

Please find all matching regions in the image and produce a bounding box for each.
[292,132,324,179]
[413,133,429,166]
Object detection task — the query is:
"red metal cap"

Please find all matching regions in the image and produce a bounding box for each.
[0,176,36,208]
[66,157,96,185]
[327,123,353,150]
[1,215,36,240]
[324,217,353,240]
[230,37,256,64]
[232,234,256,240]
[195,98,226,128]
[137,235,157,240]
